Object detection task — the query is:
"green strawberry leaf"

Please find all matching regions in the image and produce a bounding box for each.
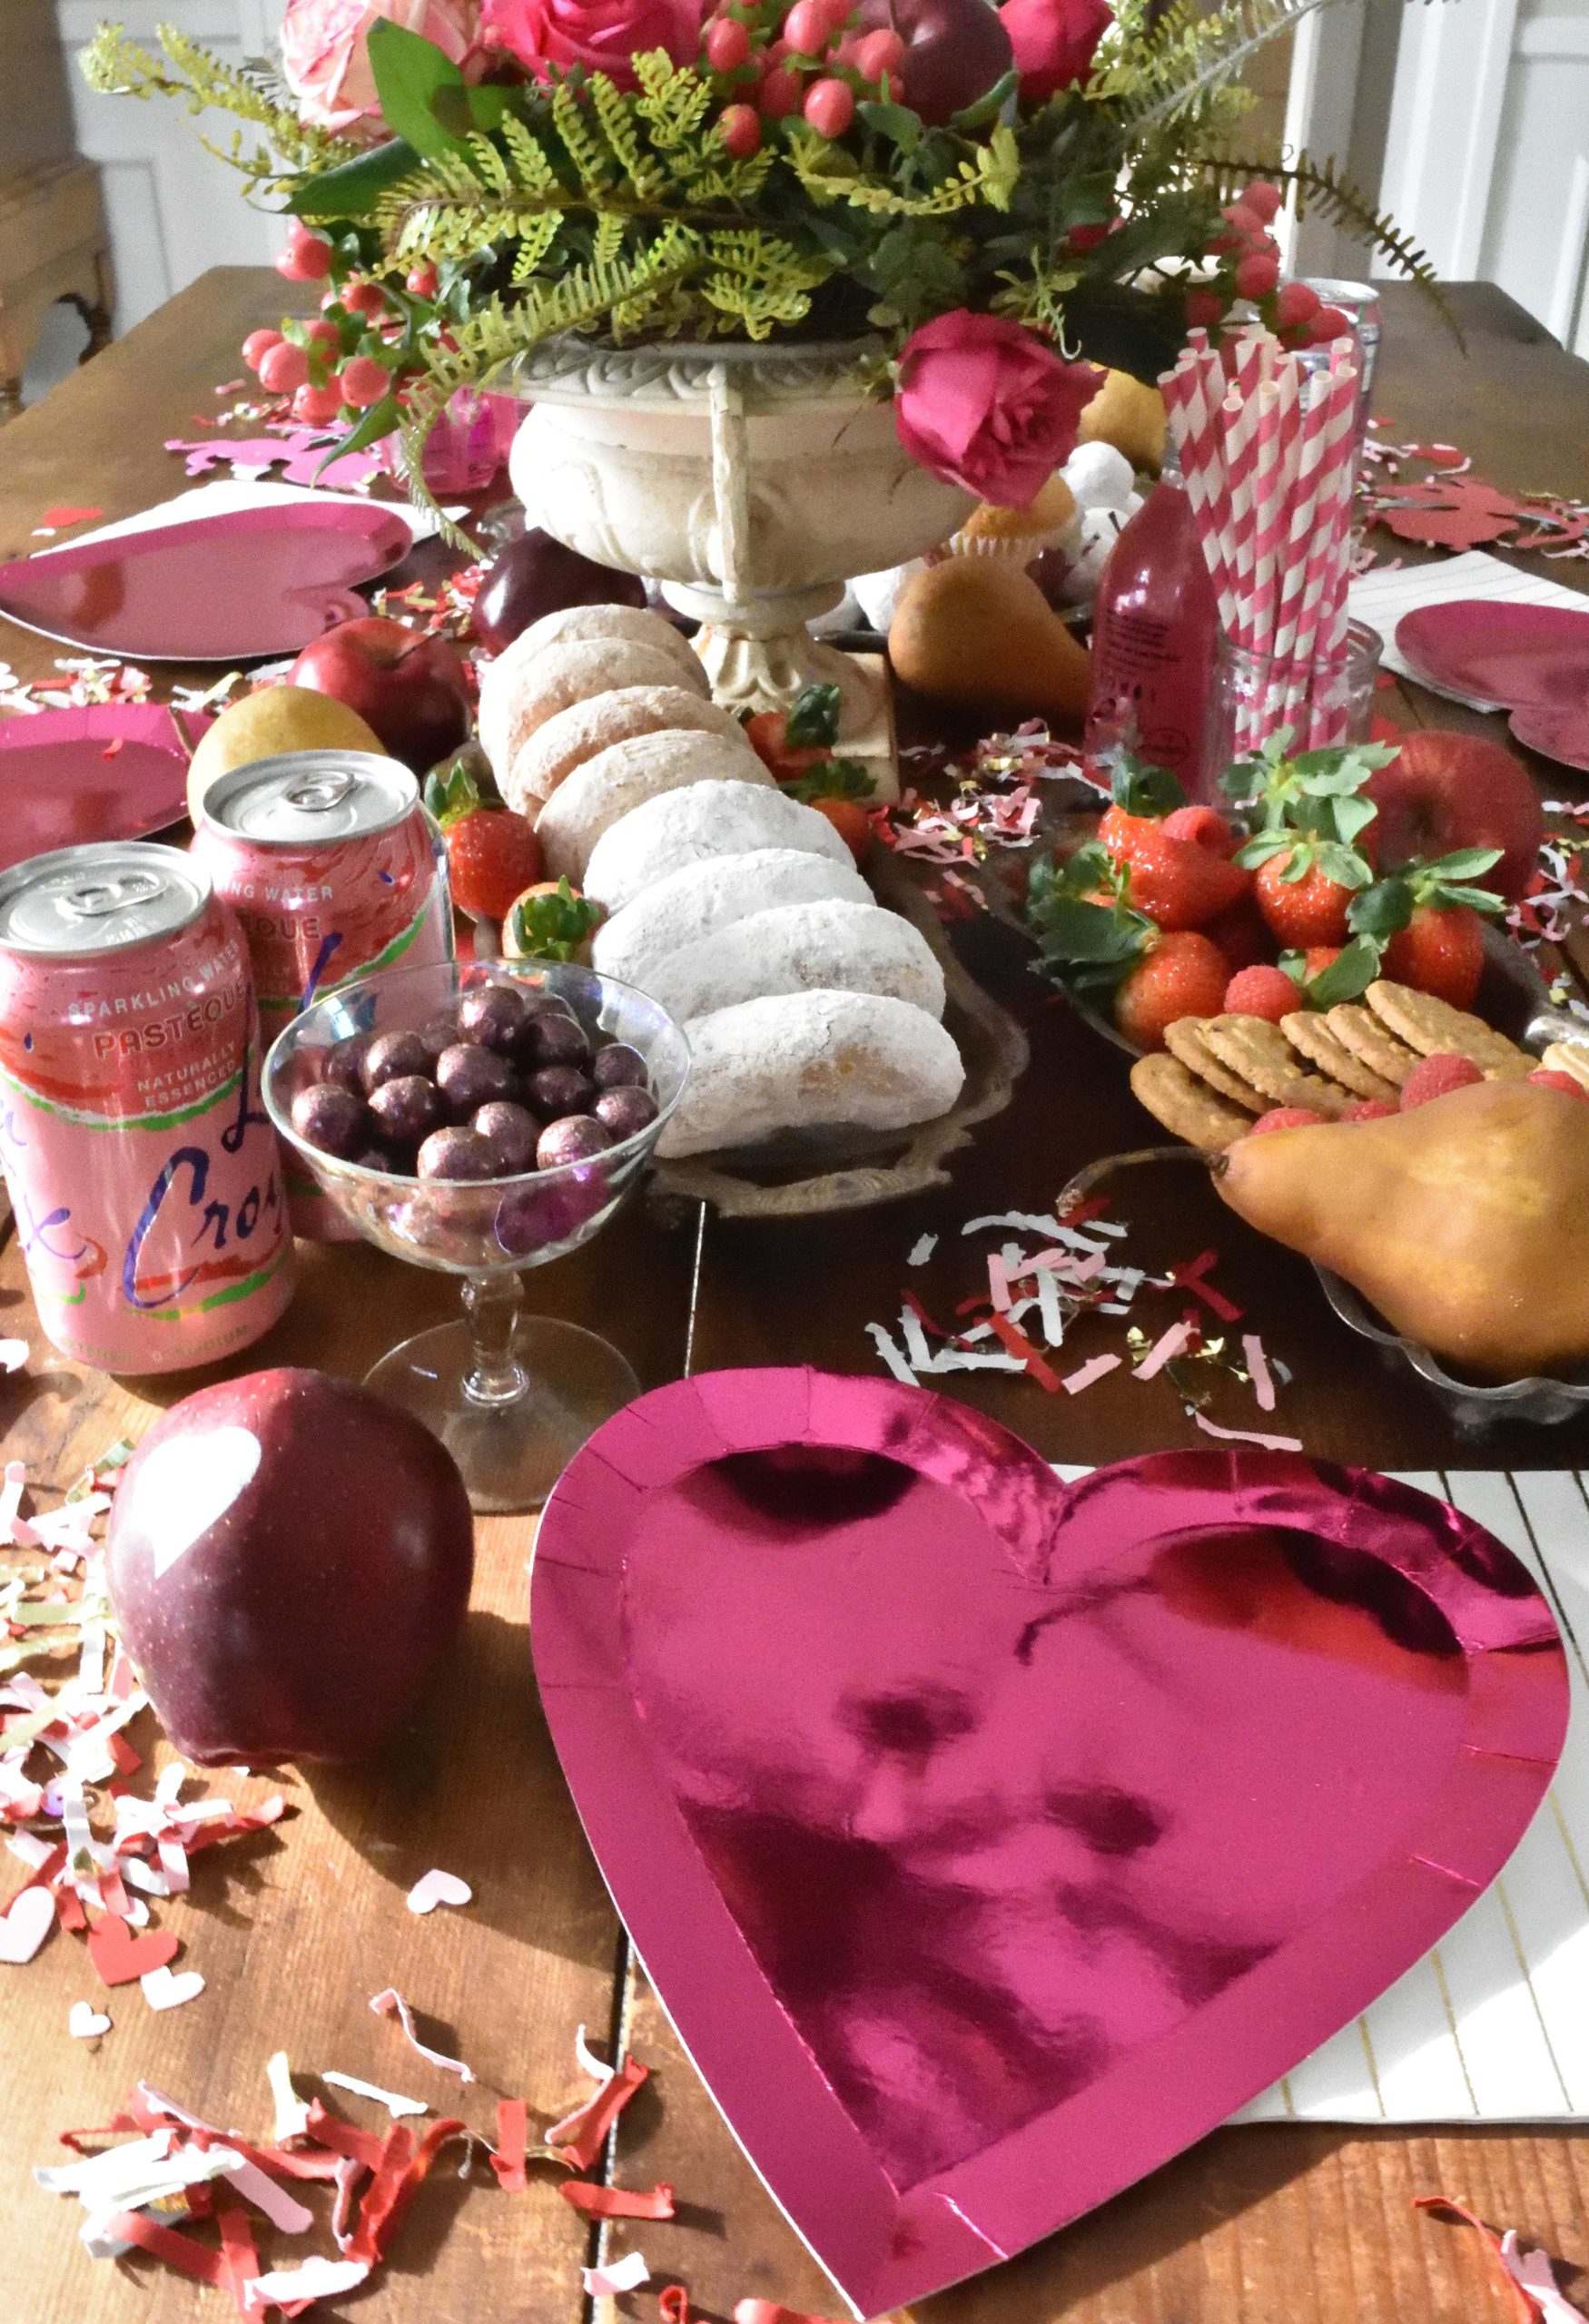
[1029,897,1145,965]
[786,756,875,803]
[1436,884,1507,914]
[423,756,484,828]
[1347,876,1414,939]
[1304,935,1382,1006]
[505,878,605,962]
[1316,842,1375,890]
[1329,793,1379,847]
[1233,831,1295,870]
[784,682,842,748]
[1110,754,1185,818]
[1418,846,1505,881]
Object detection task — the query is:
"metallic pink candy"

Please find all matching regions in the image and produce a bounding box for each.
[532,1369,1567,2317]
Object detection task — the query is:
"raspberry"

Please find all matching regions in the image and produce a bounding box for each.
[1342,1099,1397,1122]
[1249,1108,1326,1134]
[1399,1053,1485,1109]
[1223,965,1301,1022]
[444,809,547,922]
[1234,251,1280,300]
[720,101,762,155]
[1162,803,1239,858]
[1527,1069,1589,1099]
[257,340,310,394]
[1112,931,1229,1051]
[1274,281,1320,330]
[706,15,752,69]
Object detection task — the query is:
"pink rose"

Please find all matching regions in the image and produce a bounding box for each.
[893,312,1101,509]
[997,0,1112,102]
[281,0,485,132]
[480,0,702,86]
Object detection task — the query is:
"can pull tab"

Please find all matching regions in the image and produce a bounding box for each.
[283,769,359,813]
[63,870,165,919]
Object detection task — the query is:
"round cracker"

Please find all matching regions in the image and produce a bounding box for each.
[1279,1012,1399,1104]
[1202,1014,1353,1117]
[1325,1003,1418,1087]
[1130,1054,1251,1152]
[486,637,701,781]
[1365,980,1530,1078]
[1164,1018,1266,1111]
[504,685,746,817]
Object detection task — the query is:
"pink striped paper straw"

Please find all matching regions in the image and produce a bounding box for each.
[1272,367,1335,738]
[1162,355,1239,631]
[1246,369,1297,748]
[1219,330,1269,654]
[1283,354,1358,737]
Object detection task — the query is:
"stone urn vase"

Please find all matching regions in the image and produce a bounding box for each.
[506,337,975,795]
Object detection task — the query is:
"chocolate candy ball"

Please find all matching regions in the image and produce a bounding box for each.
[494,1172,607,1256]
[594,1085,657,1141]
[472,1099,539,1175]
[527,1010,590,1068]
[322,1033,372,1093]
[363,1029,432,1092]
[370,1073,443,1150]
[537,1114,612,1169]
[591,1041,648,1091]
[419,1010,463,1068]
[291,1082,370,1159]
[416,1126,498,1181]
[351,1144,400,1174]
[528,1063,595,1119]
[436,1042,518,1120]
[457,981,529,1055]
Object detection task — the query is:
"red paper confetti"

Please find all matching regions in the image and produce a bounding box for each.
[548,2053,649,2169]
[40,506,103,527]
[559,2179,676,2220]
[987,1310,1062,1393]
[1414,2197,1555,2324]
[490,2098,528,2192]
[659,2290,693,2324]
[103,2209,227,2287]
[1165,1249,1243,1323]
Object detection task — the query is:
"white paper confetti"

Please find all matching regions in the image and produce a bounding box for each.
[864,1322,916,1384]
[0,1340,27,1372]
[67,2002,111,2039]
[906,1234,937,1266]
[406,1868,471,1915]
[266,2052,312,2144]
[322,2070,428,2120]
[244,2257,370,2309]
[140,1965,205,2011]
[582,2250,650,2297]
[1061,1354,1121,1396]
[370,1986,475,2083]
[1190,1411,1303,1453]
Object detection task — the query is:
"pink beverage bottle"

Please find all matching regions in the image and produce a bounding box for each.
[190,750,453,1237]
[1083,445,1222,803]
[0,842,294,1374]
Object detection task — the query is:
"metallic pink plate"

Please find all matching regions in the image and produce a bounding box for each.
[1397,598,1589,710]
[0,502,412,662]
[531,1369,1568,2317]
[0,704,210,867]
[1508,698,1589,775]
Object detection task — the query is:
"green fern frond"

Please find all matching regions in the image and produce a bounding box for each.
[590,73,668,201]
[510,213,566,281]
[1098,0,1342,132]
[631,52,716,151]
[501,113,564,198]
[551,79,616,198]
[785,122,1018,215]
[698,228,836,339]
[80,22,343,173]
[592,212,628,266]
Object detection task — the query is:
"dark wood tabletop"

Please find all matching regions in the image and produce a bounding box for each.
[0,271,1586,2324]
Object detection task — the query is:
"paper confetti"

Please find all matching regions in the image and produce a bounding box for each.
[140,1965,205,2011]
[1191,1411,1304,1453]
[1416,2196,1588,2324]
[245,2256,370,2308]
[1061,1353,1121,1395]
[582,2250,651,2297]
[1243,1333,1277,1413]
[1133,1318,1197,1382]
[547,2049,649,2169]
[405,1867,471,1915]
[559,2180,676,2219]
[68,2001,111,2038]
[322,2071,428,2121]
[370,1987,475,2083]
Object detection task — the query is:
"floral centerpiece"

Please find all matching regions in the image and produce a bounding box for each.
[84,0,1434,527]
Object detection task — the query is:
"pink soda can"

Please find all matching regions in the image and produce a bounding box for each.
[0,842,295,1373]
[190,749,453,1236]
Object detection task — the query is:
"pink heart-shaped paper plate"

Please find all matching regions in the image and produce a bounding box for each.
[532,1369,1568,2318]
[1508,698,1589,775]
[0,704,209,868]
[1397,599,1589,711]
[0,501,412,662]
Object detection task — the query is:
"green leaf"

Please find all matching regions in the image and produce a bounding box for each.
[367,20,467,162]
[1347,877,1413,940]
[787,756,875,802]
[315,392,400,475]
[1110,754,1185,817]
[423,755,484,827]
[785,682,842,748]
[505,878,605,962]
[1233,832,1295,870]
[1330,793,1378,848]
[1418,846,1504,883]
[1438,884,1507,914]
[857,100,922,153]
[948,69,1018,132]
[1316,843,1374,890]
[1031,898,1146,966]
[1304,936,1382,1007]
[287,137,422,220]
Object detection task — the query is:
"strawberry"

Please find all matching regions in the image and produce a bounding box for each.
[1302,946,1342,979]
[1099,809,1248,931]
[1161,803,1239,859]
[1252,852,1360,946]
[745,680,843,780]
[1200,895,1273,973]
[1223,964,1300,1021]
[444,807,544,921]
[784,755,875,863]
[1112,931,1229,1050]
[1380,903,1486,1009]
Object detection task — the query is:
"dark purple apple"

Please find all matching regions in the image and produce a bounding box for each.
[104,1369,473,1764]
[857,0,1014,124]
[471,528,646,655]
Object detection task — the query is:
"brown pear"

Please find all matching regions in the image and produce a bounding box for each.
[888,559,1091,727]
[1215,1079,1589,1382]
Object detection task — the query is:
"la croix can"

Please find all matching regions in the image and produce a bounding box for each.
[0,842,294,1374]
[189,750,453,1237]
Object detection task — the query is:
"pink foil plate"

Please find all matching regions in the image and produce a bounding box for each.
[0,704,211,868]
[1508,698,1589,774]
[0,501,412,662]
[531,1369,1568,2317]
[1397,597,1589,728]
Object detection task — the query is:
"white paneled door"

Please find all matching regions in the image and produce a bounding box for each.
[57,0,291,334]
[1377,0,1589,355]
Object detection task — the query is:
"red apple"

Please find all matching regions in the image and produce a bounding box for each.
[289,616,471,775]
[856,0,1014,123]
[1366,730,1545,902]
[472,528,646,655]
[105,1369,473,1764]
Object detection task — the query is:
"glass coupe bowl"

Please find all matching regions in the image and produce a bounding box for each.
[265,956,690,1513]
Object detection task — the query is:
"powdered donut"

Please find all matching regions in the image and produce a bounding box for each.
[656,990,964,1157]
[487,601,703,700]
[646,899,945,1023]
[504,685,748,817]
[480,637,703,779]
[592,848,871,990]
[537,729,770,882]
[584,779,851,914]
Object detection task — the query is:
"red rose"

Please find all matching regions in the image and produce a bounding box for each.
[997,0,1112,102]
[480,0,702,85]
[893,312,1101,509]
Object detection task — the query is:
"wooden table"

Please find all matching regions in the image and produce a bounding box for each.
[1,274,1587,2324]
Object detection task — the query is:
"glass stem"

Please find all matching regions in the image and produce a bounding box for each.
[460,1270,528,1407]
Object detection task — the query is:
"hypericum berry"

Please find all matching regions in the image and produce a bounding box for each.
[303,317,341,347]
[1069,221,1115,251]
[1250,1108,1326,1135]
[784,0,832,49]
[720,102,762,156]
[1274,280,1321,330]
[803,75,855,136]
[342,280,387,318]
[706,14,752,69]
[854,25,904,76]
[406,261,440,297]
[758,64,803,116]
[241,329,282,373]
[275,225,332,282]
[1185,287,1224,330]
[1399,1053,1485,1109]
[257,339,311,394]
[1309,303,1354,344]
[291,380,344,426]
[1242,181,1284,222]
[1234,251,1280,300]
[1221,202,1267,245]
[339,354,392,408]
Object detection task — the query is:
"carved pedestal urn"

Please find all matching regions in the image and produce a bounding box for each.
[507,337,974,799]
